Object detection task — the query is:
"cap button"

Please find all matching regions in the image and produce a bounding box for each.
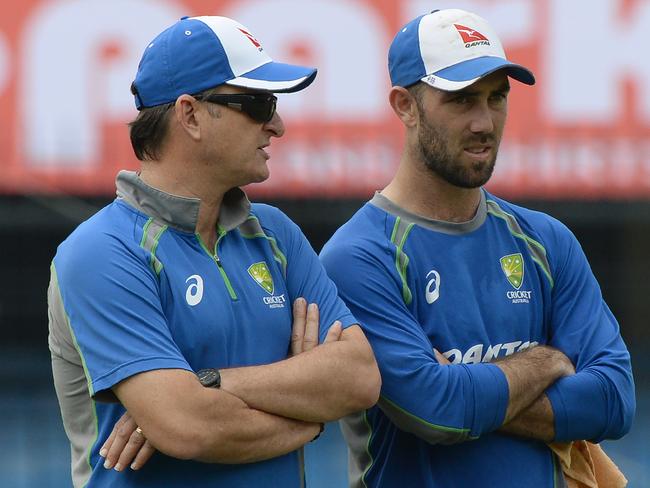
[180,16,189,20]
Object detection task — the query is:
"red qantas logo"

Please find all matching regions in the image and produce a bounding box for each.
[454,24,489,44]
[238,28,262,49]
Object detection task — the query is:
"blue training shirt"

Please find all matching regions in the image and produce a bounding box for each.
[320,190,635,488]
[48,171,357,488]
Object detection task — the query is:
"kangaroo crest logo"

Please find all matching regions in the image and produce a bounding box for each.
[248,262,274,295]
[500,253,524,289]
[238,28,263,50]
[454,24,489,43]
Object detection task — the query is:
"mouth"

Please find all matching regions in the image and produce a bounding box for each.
[463,145,492,160]
[257,144,270,160]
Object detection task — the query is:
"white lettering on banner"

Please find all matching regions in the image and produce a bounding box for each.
[0,32,9,95]
[266,140,398,191]
[21,0,183,167]
[265,138,650,195]
[547,0,650,122]
[225,0,387,119]
[493,139,650,194]
[405,0,535,44]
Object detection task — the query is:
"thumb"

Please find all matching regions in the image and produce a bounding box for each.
[434,348,451,365]
[324,321,343,343]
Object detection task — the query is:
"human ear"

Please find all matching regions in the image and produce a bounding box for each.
[389,87,419,128]
[174,95,202,141]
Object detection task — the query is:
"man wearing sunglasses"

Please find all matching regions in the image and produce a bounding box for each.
[48,15,380,488]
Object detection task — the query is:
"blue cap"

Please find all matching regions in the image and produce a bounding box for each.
[132,16,317,109]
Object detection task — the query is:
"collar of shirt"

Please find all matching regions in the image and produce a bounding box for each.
[115,170,251,233]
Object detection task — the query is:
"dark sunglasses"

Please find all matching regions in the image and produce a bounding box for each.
[194,93,277,123]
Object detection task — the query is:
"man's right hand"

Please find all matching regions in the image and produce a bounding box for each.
[290,298,342,357]
[494,345,575,424]
[100,411,155,472]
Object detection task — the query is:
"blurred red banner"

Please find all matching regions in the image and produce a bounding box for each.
[1,0,649,199]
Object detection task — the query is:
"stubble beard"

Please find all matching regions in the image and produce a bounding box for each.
[417,114,498,189]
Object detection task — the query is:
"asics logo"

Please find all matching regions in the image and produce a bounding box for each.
[185,274,204,306]
[425,270,441,304]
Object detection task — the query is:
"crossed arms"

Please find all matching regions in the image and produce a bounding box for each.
[102,299,380,470]
[320,233,635,446]
[434,346,572,442]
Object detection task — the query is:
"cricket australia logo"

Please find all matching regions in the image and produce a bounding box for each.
[248,262,286,308]
[500,253,532,304]
[248,262,274,294]
[500,253,523,289]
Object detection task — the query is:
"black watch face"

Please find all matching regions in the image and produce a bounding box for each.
[197,368,219,387]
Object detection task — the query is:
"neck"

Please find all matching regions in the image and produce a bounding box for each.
[139,159,229,251]
[381,149,482,223]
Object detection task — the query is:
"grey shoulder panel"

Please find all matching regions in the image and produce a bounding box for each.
[48,267,98,488]
[339,412,374,488]
[377,396,472,445]
[390,216,415,305]
[140,218,168,275]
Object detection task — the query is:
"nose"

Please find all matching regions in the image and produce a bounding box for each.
[264,111,285,138]
[469,102,495,134]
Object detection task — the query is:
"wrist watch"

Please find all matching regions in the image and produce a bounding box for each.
[196,368,221,388]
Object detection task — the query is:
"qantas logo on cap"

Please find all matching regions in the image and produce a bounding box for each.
[454,24,490,48]
[238,28,263,51]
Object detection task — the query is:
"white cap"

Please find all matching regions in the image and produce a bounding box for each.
[388,9,534,91]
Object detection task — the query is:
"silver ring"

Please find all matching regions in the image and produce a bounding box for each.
[135,427,144,435]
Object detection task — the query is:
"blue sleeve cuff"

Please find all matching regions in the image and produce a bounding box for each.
[464,363,509,436]
[92,356,193,396]
[546,373,607,442]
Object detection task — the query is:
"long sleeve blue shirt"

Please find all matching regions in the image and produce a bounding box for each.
[320,190,635,488]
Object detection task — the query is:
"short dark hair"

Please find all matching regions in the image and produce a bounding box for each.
[128,86,223,161]
[407,82,426,109]
[128,102,174,161]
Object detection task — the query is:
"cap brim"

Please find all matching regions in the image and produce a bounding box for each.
[225,61,317,93]
[421,56,535,91]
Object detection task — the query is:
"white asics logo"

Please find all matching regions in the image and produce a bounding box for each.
[185,274,204,306]
[425,270,441,304]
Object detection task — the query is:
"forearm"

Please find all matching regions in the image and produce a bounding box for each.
[191,404,319,464]
[495,345,573,424]
[220,326,380,422]
[499,393,555,442]
[114,369,320,464]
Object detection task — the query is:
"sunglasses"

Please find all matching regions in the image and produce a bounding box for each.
[194,93,277,123]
